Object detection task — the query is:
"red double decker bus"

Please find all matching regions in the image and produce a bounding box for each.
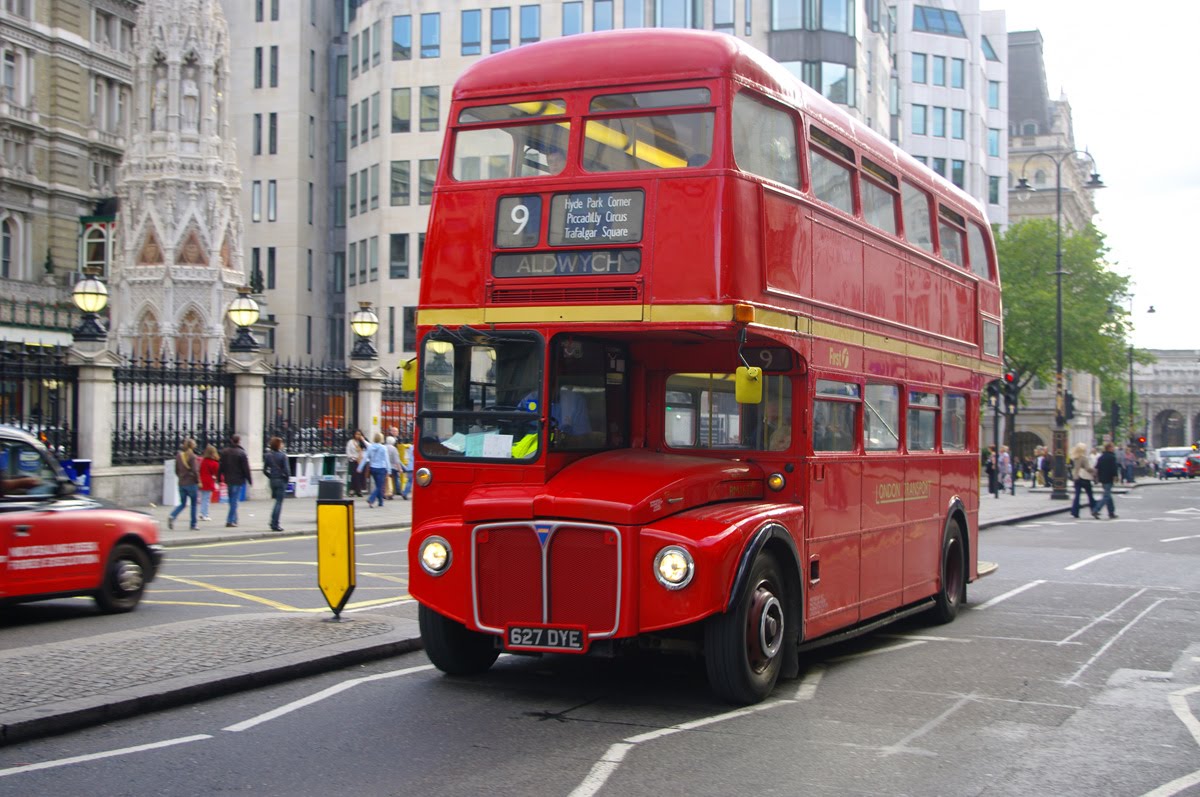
[409,29,1001,704]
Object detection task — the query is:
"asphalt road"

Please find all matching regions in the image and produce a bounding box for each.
[0,528,414,649]
[2,484,1198,796]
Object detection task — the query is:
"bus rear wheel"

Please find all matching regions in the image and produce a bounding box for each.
[930,518,965,624]
[705,551,786,705]
[419,604,500,675]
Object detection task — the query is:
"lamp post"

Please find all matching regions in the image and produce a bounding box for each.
[349,301,380,360]
[1015,150,1105,500]
[71,266,109,341]
[227,286,261,353]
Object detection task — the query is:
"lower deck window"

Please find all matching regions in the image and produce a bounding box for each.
[665,373,791,451]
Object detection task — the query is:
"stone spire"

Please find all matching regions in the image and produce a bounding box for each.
[112,0,244,362]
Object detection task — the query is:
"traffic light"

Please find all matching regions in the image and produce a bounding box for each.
[1003,372,1017,412]
[1110,400,1120,431]
[1064,392,1076,421]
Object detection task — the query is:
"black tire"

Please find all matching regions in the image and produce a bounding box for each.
[94,543,150,613]
[930,518,966,624]
[705,551,787,705]
[419,604,500,675]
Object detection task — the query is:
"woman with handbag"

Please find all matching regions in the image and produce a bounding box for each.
[1069,442,1100,519]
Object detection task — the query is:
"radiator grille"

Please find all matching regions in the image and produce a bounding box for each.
[488,285,641,305]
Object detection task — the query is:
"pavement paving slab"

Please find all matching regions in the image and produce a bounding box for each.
[0,478,1163,745]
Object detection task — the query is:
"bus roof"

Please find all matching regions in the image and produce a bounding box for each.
[453,28,986,222]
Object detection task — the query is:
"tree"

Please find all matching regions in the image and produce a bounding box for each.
[996,219,1132,400]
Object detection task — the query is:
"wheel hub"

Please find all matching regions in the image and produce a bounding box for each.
[115,560,145,593]
[747,584,784,670]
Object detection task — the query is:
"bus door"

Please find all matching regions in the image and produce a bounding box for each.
[805,377,862,637]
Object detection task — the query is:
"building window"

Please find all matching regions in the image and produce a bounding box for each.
[932,106,945,137]
[349,172,358,217]
[492,7,512,51]
[391,88,411,133]
[520,5,541,43]
[911,104,927,136]
[419,159,437,204]
[462,10,482,55]
[798,61,855,106]
[361,26,371,72]
[267,246,277,289]
[418,234,426,277]
[360,100,369,144]
[912,52,926,83]
[251,248,262,288]
[981,35,999,61]
[252,181,262,221]
[656,0,696,28]
[420,87,440,132]
[334,186,346,227]
[913,5,966,37]
[370,164,380,209]
[351,35,359,77]
[348,242,357,286]
[987,128,1000,157]
[369,237,379,282]
[333,252,345,293]
[256,0,264,22]
[253,113,263,154]
[267,180,277,221]
[0,218,11,278]
[306,316,312,356]
[390,233,409,278]
[988,80,1000,109]
[393,15,412,60]
[270,46,279,87]
[932,55,945,86]
[988,175,1000,205]
[269,112,278,153]
[951,159,964,188]
[307,249,313,291]
[821,0,853,34]
[335,121,347,161]
[624,0,644,27]
[421,13,441,57]
[360,168,369,214]
[951,58,964,89]
[391,161,410,205]
[403,306,417,351]
[254,47,263,88]
[372,20,383,64]
[595,0,614,29]
[309,50,316,91]
[371,91,381,138]
[359,238,368,282]
[932,157,945,176]
[336,55,348,95]
[388,307,395,354]
[713,0,733,33]
[951,108,964,139]
[563,2,583,35]
[271,0,279,21]
[309,115,315,157]
[350,103,359,147]
[308,182,314,223]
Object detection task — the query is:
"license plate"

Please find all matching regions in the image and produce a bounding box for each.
[505,624,588,653]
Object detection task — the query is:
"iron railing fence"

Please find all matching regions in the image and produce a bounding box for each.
[0,342,78,458]
[381,377,415,442]
[112,357,235,465]
[264,362,358,455]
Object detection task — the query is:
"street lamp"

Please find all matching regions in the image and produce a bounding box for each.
[226,286,261,352]
[349,301,380,360]
[1015,150,1104,500]
[71,266,109,341]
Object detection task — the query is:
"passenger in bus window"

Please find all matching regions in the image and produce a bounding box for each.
[764,398,791,450]
[546,145,566,174]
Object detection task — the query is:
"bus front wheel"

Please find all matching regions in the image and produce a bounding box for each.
[930,518,966,624]
[419,604,500,675]
[705,551,787,705]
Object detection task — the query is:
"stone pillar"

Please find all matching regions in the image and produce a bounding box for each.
[66,345,122,471]
[227,353,272,496]
[350,362,388,442]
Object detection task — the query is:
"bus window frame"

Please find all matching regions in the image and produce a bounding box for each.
[937,204,966,268]
[813,377,860,454]
[905,389,940,452]
[731,90,802,190]
[807,125,858,218]
[860,156,899,236]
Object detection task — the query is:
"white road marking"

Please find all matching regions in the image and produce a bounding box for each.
[1166,508,1200,514]
[1065,548,1131,571]
[362,549,408,556]
[973,580,1046,610]
[343,598,413,613]
[1064,599,1165,686]
[0,735,212,779]
[1140,684,1200,797]
[880,693,975,757]
[828,640,927,662]
[223,664,435,732]
[1058,589,1148,645]
[568,667,825,797]
[1161,534,1200,543]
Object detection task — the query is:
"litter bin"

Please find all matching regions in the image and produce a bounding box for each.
[318,477,344,500]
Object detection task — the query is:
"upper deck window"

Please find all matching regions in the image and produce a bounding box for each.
[901,181,934,253]
[967,222,992,280]
[808,127,855,214]
[581,107,713,173]
[860,157,897,235]
[937,205,965,267]
[732,93,799,189]
[459,100,567,124]
[453,102,570,182]
[589,87,710,112]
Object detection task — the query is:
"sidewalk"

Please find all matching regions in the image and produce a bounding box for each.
[0,478,1162,745]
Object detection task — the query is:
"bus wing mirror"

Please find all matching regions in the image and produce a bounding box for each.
[735,366,763,404]
[400,358,417,392]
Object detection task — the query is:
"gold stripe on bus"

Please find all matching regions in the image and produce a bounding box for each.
[418,303,1000,374]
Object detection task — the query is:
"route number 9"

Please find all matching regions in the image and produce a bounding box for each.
[496,195,542,248]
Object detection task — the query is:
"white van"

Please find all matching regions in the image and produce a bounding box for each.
[1156,447,1194,479]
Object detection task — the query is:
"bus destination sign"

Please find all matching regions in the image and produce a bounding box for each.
[493,249,641,278]
[549,190,645,246]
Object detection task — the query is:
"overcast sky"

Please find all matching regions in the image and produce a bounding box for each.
[979,1,1200,351]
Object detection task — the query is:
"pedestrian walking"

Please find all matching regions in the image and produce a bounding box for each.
[357,432,391,507]
[168,438,200,530]
[346,429,367,497]
[218,434,253,527]
[1040,449,1053,488]
[984,445,997,497]
[385,435,401,499]
[398,436,412,500]
[264,436,290,532]
[198,444,221,521]
[998,445,1012,495]
[1095,442,1119,519]
[1069,442,1100,519]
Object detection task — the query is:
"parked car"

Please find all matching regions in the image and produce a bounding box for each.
[1157,447,1194,480]
[1187,454,1200,479]
[0,426,162,612]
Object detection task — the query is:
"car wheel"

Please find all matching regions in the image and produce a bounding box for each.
[94,543,150,613]
[419,604,500,675]
[705,551,787,705]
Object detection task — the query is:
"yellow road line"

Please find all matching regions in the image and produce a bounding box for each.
[174,528,405,550]
[144,600,244,608]
[158,574,302,612]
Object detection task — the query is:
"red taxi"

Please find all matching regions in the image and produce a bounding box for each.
[0,426,162,612]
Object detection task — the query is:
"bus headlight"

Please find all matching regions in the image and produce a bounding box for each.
[415,467,432,487]
[419,536,451,575]
[767,472,786,491]
[654,546,694,590]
